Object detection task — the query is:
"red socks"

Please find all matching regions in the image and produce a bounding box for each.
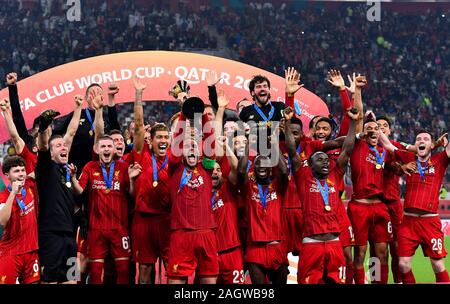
[435,270,450,283]
[345,263,354,284]
[115,259,130,284]
[89,261,104,284]
[401,270,416,284]
[379,264,389,284]
[354,268,365,284]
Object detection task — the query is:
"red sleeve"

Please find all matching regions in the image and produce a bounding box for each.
[218,157,231,177]
[122,152,134,166]
[309,140,325,153]
[78,163,91,190]
[392,140,405,150]
[337,89,352,137]
[393,149,415,164]
[285,93,294,109]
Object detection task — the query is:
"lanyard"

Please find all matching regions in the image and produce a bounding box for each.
[416,159,429,181]
[101,161,115,189]
[368,145,385,168]
[152,153,169,186]
[211,190,217,209]
[253,102,274,122]
[85,109,95,135]
[178,168,192,193]
[257,183,269,209]
[246,160,252,173]
[315,178,329,210]
[7,185,27,213]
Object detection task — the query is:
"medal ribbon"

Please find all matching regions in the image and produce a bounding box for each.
[257,183,269,209]
[85,109,95,134]
[315,178,329,209]
[101,161,115,189]
[211,190,217,209]
[152,153,169,184]
[369,145,385,167]
[416,159,429,181]
[178,168,192,193]
[253,102,274,122]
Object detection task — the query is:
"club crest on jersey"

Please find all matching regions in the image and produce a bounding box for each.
[212,198,224,211]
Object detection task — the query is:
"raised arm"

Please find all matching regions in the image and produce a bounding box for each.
[132,76,147,153]
[63,95,83,152]
[206,71,221,112]
[128,162,142,198]
[352,74,367,134]
[92,93,105,145]
[237,139,250,183]
[6,73,32,144]
[283,106,302,173]
[285,67,304,109]
[336,108,360,169]
[0,98,25,154]
[327,69,352,136]
[37,110,60,151]
[214,89,228,158]
[378,130,398,154]
[107,83,121,131]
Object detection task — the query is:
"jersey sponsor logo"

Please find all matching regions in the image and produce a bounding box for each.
[250,190,278,205]
[366,153,384,168]
[309,183,336,194]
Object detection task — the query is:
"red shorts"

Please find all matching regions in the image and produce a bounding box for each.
[245,241,288,271]
[167,229,219,278]
[398,215,447,259]
[347,201,393,246]
[76,227,87,255]
[282,208,303,255]
[386,200,403,240]
[337,202,355,248]
[0,251,40,284]
[86,229,131,259]
[218,246,244,284]
[131,213,171,264]
[297,239,345,284]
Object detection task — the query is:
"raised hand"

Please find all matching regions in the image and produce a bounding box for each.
[285,67,304,97]
[283,106,294,121]
[108,83,120,96]
[74,94,84,107]
[0,98,11,112]
[434,132,448,148]
[67,163,77,177]
[347,107,360,121]
[217,88,229,108]
[128,162,142,180]
[6,73,18,85]
[206,70,221,87]
[346,73,356,93]
[364,110,376,122]
[355,74,367,88]
[11,179,24,194]
[327,69,345,89]
[133,76,147,93]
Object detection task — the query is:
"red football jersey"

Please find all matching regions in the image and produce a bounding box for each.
[326,148,345,193]
[213,179,241,252]
[383,140,405,202]
[168,160,216,230]
[131,146,170,214]
[78,160,130,230]
[19,145,37,175]
[295,166,343,237]
[282,151,301,209]
[394,150,449,213]
[350,140,391,200]
[242,172,284,242]
[297,139,325,173]
[0,182,38,256]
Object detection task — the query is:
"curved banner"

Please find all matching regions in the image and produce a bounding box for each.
[0,51,329,143]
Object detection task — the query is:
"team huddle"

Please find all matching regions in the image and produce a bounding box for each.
[0,67,449,284]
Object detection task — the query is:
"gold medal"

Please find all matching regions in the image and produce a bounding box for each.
[89,130,94,136]
[267,121,271,127]
[153,181,158,188]
[105,188,110,194]
[376,164,382,169]
[325,205,331,212]
[65,181,72,188]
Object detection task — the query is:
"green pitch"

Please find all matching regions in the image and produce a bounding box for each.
[388,236,450,283]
